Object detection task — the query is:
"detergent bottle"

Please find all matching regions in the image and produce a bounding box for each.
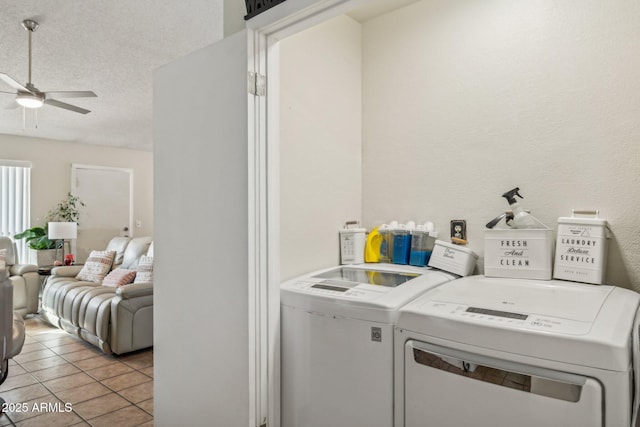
[364,226,382,263]
[392,221,414,265]
[339,221,366,264]
[381,221,398,264]
[409,222,437,267]
[501,188,545,229]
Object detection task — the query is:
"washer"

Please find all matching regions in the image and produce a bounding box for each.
[281,263,455,427]
[394,275,640,427]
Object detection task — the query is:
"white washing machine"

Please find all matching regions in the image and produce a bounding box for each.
[280,263,455,427]
[394,275,640,427]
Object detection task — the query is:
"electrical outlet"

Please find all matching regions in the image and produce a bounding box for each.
[136,219,142,228]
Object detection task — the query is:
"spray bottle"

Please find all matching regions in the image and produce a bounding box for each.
[501,188,545,229]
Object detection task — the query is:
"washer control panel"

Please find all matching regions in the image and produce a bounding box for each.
[289,279,388,299]
[424,302,592,335]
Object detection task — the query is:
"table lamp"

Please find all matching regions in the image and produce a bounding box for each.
[48,222,77,263]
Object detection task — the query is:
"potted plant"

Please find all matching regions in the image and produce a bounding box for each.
[45,192,85,223]
[14,193,85,266]
[13,225,59,266]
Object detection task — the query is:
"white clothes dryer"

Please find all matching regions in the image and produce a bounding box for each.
[394,275,640,427]
[280,263,455,427]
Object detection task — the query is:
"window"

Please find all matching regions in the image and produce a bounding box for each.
[0,160,31,263]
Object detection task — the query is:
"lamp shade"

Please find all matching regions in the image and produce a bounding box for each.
[48,222,77,239]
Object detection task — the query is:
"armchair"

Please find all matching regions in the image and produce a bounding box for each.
[0,267,26,411]
[0,237,39,317]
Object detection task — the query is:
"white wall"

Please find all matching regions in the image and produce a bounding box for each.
[361,0,640,290]
[154,30,249,426]
[0,134,153,260]
[279,15,362,280]
[224,0,247,36]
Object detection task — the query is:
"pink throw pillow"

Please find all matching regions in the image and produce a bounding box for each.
[103,268,137,287]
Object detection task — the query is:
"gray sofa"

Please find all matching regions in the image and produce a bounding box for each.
[41,236,153,355]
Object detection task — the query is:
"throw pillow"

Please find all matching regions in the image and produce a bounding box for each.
[103,268,137,287]
[0,248,5,270]
[76,250,116,283]
[134,255,153,283]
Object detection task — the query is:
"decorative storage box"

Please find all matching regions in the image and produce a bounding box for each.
[484,228,554,280]
[553,210,610,285]
[428,240,478,276]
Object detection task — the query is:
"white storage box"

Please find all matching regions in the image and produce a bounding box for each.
[428,240,478,276]
[484,228,554,280]
[553,210,610,285]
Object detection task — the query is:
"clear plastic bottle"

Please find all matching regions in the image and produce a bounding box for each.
[382,221,399,264]
[502,188,545,229]
[410,222,437,266]
[392,221,414,265]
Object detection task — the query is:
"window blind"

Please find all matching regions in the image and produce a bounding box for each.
[0,160,31,263]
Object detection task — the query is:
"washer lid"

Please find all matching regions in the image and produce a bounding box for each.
[429,276,612,323]
[280,263,456,323]
[397,276,640,371]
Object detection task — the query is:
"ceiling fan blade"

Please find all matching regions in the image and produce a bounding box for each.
[0,73,29,92]
[44,98,91,114]
[44,91,97,99]
[0,91,18,109]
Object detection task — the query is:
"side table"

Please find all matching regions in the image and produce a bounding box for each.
[37,266,54,313]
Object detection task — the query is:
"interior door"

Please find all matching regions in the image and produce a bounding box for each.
[71,164,132,262]
[153,28,271,427]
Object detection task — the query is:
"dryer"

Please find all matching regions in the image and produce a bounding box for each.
[394,275,640,427]
[281,263,455,427]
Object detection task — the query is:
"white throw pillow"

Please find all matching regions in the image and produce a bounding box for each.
[134,255,153,283]
[76,250,116,283]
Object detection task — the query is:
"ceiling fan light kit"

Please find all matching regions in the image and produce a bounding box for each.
[16,91,44,108]
[0,19,97,115]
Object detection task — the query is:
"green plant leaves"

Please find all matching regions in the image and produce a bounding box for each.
[45,192,86,224]
[14,193,85,250]
[13,226,57,249]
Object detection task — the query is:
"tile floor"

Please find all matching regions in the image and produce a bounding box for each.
[0,316,153,426]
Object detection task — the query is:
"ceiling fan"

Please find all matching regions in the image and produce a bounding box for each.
[0,19,97,115]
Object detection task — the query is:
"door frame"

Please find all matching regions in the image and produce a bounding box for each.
[249,1,365,425]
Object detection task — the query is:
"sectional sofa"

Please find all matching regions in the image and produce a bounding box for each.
[41,236,153,355]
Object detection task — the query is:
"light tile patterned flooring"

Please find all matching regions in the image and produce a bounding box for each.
[0,316,153,426]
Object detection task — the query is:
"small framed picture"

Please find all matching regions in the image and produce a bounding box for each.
[450,220,467,241]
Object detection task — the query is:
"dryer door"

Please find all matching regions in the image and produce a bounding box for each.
[403,341,603,427]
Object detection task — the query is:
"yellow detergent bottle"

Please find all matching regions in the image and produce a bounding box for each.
[365,226,383,263]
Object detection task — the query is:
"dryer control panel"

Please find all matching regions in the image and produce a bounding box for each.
[424,302,592,335]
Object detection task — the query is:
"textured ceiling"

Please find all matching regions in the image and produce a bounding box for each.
[0,0,223,151]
